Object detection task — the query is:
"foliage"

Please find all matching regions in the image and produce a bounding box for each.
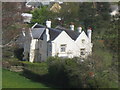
[31,6,56,26]
[104,16,119,53]
[30,2,111,34]
[46,49,118,88]
[14,48,24,60]
[3,46,24,60]
[2,2,28,45]
[2,50,13,59]
[47,57,69,87]
[2,46,15,59]
[22,61,48,75]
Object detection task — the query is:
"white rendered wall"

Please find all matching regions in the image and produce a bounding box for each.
[51,31,79,58]
[29,39,38,62]
[75,31,93,57]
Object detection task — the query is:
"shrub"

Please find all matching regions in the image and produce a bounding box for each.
[22,61,48,75]
[46,55,118,88]
[47,57,69,87]
[2,47,14,59]
[14,48,24,60]
[47,57,89,88]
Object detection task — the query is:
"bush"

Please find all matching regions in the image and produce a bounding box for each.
[46,55,118,88]
[2,47,14,59]
[14,48,24,60]
[22,61,48,75]
[3,46,24,60]
[47,57,69,87]
[47,57,89,88]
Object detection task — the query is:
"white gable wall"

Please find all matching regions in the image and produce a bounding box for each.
[51,31,79,58]
[75,31,93,58]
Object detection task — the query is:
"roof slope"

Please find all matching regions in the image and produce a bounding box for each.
[56,26,80,40]
[31,24,81,41]
[48,28,62,41]
[32,28,45,39]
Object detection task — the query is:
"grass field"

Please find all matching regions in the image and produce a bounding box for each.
[2,69,49,88]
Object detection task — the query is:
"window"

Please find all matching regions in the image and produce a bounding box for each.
[82,39,85,43]
[80,48,85,55]
[60,44,66,52]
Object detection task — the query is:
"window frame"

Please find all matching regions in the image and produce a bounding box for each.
[81,39,85,43]
[60,44,67,52]
[80,48,85,55]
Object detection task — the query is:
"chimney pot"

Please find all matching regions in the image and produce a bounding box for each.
[70,22,74,31]
[77,26,82,33]
[46,20,51,28]
[87,27,92,42]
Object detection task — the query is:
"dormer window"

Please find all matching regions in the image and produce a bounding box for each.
[60,44,66,52]
[82,39,85,43]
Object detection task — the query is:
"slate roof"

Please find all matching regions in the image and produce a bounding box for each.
[56,26,80,40]
[48,28,62,41]
[26,2,42,7]
[31,24,80,41]
[32,28,45,39]
[64,29,80,40]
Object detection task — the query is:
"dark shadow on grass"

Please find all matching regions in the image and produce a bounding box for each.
[20,69,67,89]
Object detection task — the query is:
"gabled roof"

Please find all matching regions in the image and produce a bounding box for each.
[48,28,62,41]
[31,24,82,41]
[56,26,80,40]
[64,29,80,40]
[32,28,45,39]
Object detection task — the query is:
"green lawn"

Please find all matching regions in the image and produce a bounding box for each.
[2,69,49,88]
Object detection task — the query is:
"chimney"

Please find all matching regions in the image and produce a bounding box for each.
[87,27,92,42]
[46,20,51,28]
[77,26,82,33]
[70,22,74,31]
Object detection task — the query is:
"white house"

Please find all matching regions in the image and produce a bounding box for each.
[21,13,32,23]
[22,20,93,62]
[25,0,50,9]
